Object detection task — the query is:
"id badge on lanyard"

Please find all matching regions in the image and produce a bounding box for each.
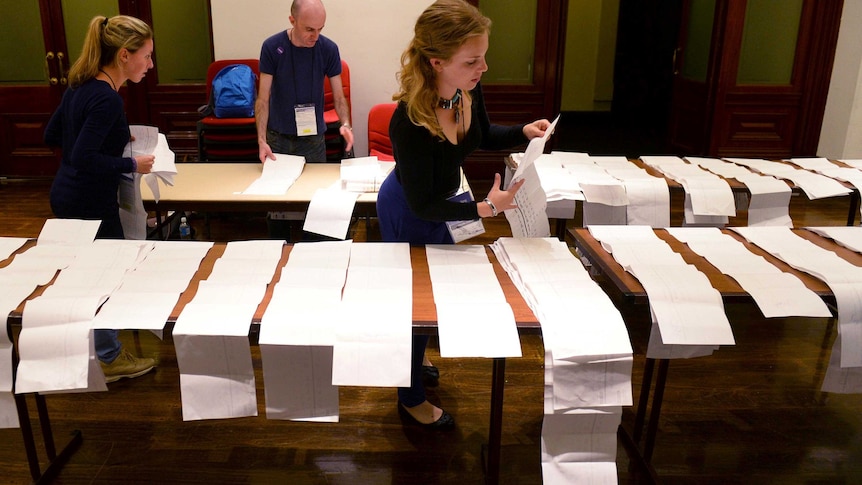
[295,103,318,136]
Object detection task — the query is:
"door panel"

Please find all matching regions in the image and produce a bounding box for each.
[668,0,842,158]
[667,0,718,155]
[0,0,63,177]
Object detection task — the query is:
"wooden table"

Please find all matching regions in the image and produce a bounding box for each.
[569,227,854,482]
[142,162,379,213]
[5,242,539,485]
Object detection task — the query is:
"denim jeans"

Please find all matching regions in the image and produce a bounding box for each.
[266,131,326,162]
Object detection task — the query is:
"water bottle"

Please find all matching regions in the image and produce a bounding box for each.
[179,216,192,240]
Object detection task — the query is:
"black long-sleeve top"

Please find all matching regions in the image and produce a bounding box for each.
[389,83,527,222]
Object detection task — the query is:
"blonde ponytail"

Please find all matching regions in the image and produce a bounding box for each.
[68,15,152,88]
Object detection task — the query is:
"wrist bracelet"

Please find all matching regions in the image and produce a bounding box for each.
[483,198,498,217]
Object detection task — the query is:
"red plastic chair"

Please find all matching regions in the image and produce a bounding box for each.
[367,103,397,161]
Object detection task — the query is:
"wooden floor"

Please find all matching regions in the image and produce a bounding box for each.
[2,177,862,484]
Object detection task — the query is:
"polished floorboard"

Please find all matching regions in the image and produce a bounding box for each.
[2,177,862,484]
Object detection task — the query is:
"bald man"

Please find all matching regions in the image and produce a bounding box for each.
[256,0,353,239]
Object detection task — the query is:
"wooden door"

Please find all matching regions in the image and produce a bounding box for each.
[0,0,211,178]
[0,1,72,177]
[668,0,843,158]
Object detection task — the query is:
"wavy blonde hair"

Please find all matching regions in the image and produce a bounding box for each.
[394,0,490,139]
[68,15,153,88]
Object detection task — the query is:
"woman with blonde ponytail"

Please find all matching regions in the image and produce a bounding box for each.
[44,15,157,383]
[377,0,550,429]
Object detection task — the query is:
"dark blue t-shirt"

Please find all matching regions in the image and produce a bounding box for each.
[259,30,342,136]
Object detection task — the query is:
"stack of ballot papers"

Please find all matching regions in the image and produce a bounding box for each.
[684,156,793,226]
[640,155,735,226]
[509,151,672,227]
[491,237,632,484]
[339,156,395,192]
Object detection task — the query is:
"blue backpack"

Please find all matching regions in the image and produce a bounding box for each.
[210,64,256,118]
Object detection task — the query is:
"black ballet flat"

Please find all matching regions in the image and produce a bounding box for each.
[422,365,440,387]
[397,402,455,430]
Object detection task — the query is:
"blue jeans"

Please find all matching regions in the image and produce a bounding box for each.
[94,215,124,363]
[266,131,326,162]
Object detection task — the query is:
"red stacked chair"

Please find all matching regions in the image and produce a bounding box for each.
[367,103,397,161]
[323,60,351,161]
[197,59,260,162]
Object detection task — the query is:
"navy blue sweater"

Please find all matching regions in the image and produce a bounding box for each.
[45,79,136,221]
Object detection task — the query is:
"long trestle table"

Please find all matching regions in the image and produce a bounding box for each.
[5,242,540,485]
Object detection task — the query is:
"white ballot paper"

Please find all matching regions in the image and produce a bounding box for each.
[505,114,560,237]
[0,237,27,261]
[666,227,831,319]
[173,303,259,421]
[731,226,862,389]
[490,236,632,484]
[725,157,851,200]
[332,243,413,387]
[243,154,305,194]
[426,245,521,357]
[172,240,282,421]
[807,226,862,254]
[541,408,622,485]
[15,295,107,394]
[37,218,101,246]
[331,300,413,387]
[303,187,360,239]
[260,240,352,422]
[685,156,792,226]
[589,225,735,348]
[340,156,394,192]
[260,345,339,421]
